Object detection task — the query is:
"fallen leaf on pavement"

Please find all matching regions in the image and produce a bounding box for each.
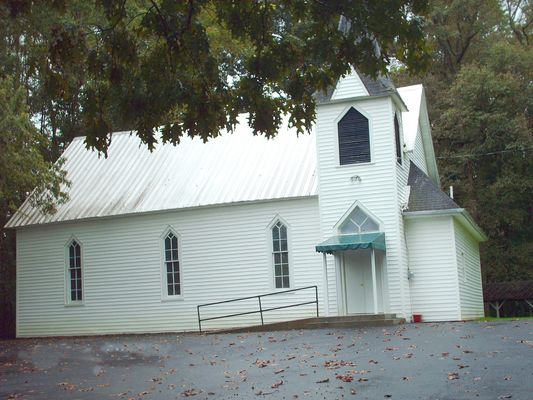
[255,359,272,368]
[325,360,355,368]
[181,389,200,397]
[336,374,354,382]
[448,372,459,380]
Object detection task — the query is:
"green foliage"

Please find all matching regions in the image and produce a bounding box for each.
[0,0,431,338]
[426,0,503,75]
[1,0,431,153]
[503,0,533,46]
[0,76,69,338]
[436,41,533,282]
[0,77,70,216]
[393,0,533,283]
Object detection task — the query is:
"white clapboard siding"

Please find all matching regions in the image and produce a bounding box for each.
[16,197,323,337]
[316,96,407,317]
[395,109,413,318]
[331,72,369,100]
[412,127,429,174]
[453,219,484,319]
[405,217,461,321]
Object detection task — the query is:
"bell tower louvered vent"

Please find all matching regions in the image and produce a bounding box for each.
[338,107,370,165]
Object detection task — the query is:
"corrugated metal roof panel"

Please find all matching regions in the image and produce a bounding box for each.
[7,115,318,228]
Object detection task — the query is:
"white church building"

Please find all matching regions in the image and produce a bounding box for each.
[7,71,487,337]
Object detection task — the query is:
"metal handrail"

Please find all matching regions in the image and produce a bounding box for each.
[197,285,319,332]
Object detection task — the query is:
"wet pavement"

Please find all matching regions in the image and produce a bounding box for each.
[0,321,532,399]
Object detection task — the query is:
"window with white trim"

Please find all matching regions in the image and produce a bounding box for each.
[338,206,379,234]
[164,232,181,296]
[394,114,402,165]
[272,221,290,289]
[67,240,82,302]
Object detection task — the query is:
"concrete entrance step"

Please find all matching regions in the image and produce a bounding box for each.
[209,314,405,334]
[311,314,398,323]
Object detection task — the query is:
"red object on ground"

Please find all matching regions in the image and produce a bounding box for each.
[412,314,423,323]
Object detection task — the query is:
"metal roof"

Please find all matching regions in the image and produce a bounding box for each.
[8,83,427,229]
[7,115,318,228]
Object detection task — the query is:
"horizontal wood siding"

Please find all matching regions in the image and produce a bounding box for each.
[412,127,428,174]
[454,220,484,319]
[16,198,323,337]
[331,73,368,99]
[316,97,405,317]
[405,217,460,321]
[396,110,412,318]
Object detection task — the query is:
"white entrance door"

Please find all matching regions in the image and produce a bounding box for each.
[343,251,374,314]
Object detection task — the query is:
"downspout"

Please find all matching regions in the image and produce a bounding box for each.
[403,220,414,322]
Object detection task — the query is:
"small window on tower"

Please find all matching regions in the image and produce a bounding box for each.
[394,114,402,165]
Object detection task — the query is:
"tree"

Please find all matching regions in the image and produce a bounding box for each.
[1,0,433,338]
[435,41,533,282]
[2,0,431,153]
[392,0,503,122]
[504,0,533,46]
[393,0,533,283]
[0,77,69,338]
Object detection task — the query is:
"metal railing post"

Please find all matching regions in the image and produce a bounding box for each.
[195,285,320,332]
[258,296,264,326]
[197,306,202,333]
[315,285,319,317]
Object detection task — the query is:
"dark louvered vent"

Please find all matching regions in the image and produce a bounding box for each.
[394,114,402,164]
[338,107,370,165]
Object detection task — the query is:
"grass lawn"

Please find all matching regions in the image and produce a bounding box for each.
[477,316,533,321]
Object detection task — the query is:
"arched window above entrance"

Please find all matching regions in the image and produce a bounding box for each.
[338,206,379,235]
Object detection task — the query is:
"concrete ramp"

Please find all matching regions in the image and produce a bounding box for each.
[209,314,405,334]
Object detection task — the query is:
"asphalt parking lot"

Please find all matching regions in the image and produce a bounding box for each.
[1,320,532,400]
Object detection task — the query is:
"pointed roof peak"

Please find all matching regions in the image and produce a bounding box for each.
[407,161,459,212]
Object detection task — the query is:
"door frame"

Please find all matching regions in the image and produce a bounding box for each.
[336,249,389,315]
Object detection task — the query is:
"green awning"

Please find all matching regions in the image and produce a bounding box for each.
[315,232,386,254]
